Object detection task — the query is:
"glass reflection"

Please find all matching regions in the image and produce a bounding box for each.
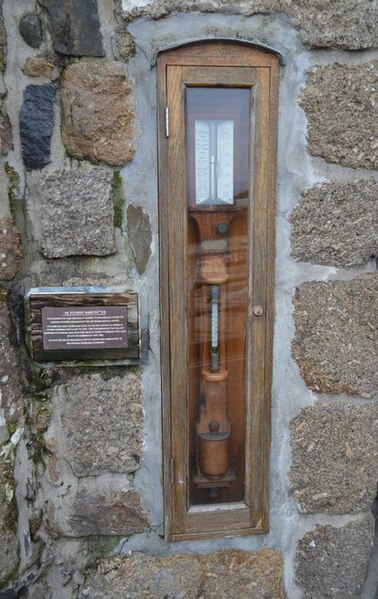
[187,87,251,504]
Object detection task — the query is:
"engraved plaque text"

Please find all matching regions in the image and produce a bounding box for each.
[42,306,128,350]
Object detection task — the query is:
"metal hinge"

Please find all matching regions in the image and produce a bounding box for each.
[170,458,175,484]
[165,106,169,138]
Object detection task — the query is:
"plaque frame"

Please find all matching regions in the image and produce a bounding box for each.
[26,287,142,364]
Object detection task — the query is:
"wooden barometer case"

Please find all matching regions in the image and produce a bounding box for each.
[158,41,279,541]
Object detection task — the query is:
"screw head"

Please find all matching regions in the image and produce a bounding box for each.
[217,222,228,234]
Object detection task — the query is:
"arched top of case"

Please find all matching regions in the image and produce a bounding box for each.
[155,38,285,67]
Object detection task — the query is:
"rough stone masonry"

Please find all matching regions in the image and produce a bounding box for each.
[0,0,377,598]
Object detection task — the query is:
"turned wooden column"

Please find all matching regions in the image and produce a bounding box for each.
[191,211,235,487]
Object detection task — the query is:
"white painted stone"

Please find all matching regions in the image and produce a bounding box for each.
[122,0,152,10]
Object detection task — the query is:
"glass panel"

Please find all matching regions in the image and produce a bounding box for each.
[187,87,251,505]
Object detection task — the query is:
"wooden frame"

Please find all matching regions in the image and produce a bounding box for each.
[157,41,279,541]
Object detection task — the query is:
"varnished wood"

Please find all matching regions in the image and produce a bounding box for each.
[166,66,188,534]
[157,55,174,538]
[187,504,251,533]
[158,42,279,541]
[182,66,257,86]
[158,41,278,69]
[262,58,279,531]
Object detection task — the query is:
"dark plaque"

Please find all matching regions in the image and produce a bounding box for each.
[41,306,128,350]
[27,288,139,362]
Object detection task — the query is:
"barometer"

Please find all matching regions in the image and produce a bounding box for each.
[157,42,279,539]
[194,120,234,205]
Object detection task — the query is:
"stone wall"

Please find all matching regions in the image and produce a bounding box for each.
[0,0,376,598]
